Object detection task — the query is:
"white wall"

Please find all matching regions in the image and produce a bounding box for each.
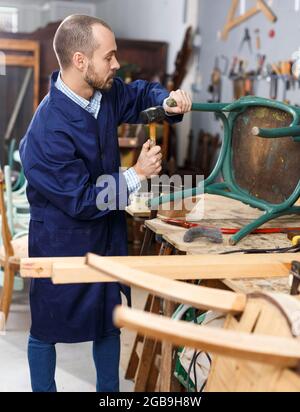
[0,0,96,32]
[0,0,43,31]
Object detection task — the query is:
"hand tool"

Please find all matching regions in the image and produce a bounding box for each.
[228,56,238,78]
[266,63,278,99]
[139,98,177,124]
[239,28,252,54]
[254,28,261,50]
[161,218,300,235]
[139,98,177,146]
[183,226,223,244]
[148,124,157,147]
[207,57,222,103]
[256,54,266,76]
[139,107,166,124]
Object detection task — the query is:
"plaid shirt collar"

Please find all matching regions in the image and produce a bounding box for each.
[55,72,102,119]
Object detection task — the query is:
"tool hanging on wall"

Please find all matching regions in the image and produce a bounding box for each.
[221,0,277,40]
[207,56,228,103]
[239,28,252,53]
[229,59,254,99]
[256,54,266,76]
[207,58,222,103]
[191,28,203,95]
[254,28,261,50]
[266,64,278,100]
[281,60,292,103]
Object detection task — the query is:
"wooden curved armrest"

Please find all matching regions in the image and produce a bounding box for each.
[87,254,246,314]
[114,305,300,368]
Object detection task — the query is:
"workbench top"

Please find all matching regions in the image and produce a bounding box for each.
[144,194,299,294]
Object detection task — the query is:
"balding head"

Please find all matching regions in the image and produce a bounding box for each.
[53,14,112,69]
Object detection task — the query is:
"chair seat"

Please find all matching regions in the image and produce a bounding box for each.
[0,235,28,265]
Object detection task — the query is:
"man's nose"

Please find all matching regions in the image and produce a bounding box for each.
[111,55,120,71]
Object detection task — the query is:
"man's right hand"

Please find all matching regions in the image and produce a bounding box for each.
[133,140,162,180]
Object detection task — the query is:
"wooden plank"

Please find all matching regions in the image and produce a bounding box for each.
[125,205,150,218]
[21,253,297,280]
[0,38,39,52]
[33,42,40,110]
[87,254,246,314]
[227,0,239,24]
[257,0,277,22]
[52,263,113,283]
[113,306,300,368]
[226,6,260,31]
[4,55,36,67]
[221,0,239,40]
[20,257,85,278]
[273,369,300,391]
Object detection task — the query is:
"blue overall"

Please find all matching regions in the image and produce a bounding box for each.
[20,71,182,344]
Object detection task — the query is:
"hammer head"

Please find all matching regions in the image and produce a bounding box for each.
[140,106,166,124]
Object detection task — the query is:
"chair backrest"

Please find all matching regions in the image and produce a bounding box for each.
[206,293,300,391]
[0,170,14,258]
[114,292,300,392]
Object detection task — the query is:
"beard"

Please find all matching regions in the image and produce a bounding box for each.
[84,61,114,91]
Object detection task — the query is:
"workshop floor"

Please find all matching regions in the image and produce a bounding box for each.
[0,279,148,392]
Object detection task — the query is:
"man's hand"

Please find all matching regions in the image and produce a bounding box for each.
[163,89,192,115]
[133,140,162,180]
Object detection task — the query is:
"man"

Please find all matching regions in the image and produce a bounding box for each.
[20,14,191,392]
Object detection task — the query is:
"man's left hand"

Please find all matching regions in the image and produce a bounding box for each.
[163,89,192,115]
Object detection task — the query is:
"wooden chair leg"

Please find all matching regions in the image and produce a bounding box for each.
[159,299,182,392]
[125,293,154,380]
[0,262,15,327]
[0,311,5,331]
[140,210,157,256]
[134,296,161,392]
[140,227,154,256]
[145,341,161,392]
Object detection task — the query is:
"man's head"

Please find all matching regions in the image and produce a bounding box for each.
[53,15,120,90]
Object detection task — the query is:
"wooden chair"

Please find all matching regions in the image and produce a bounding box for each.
[22,254,300,391]
[87,257,300,392]
[0,170,28,330]
[4,165,30,237]
[19,253,300,390]
[114,292,300,392]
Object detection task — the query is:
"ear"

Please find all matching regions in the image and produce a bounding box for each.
[72,52,87,71]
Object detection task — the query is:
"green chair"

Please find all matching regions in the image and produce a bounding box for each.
[150,96,300,245]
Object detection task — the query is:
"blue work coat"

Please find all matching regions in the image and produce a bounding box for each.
[19,71,182,343]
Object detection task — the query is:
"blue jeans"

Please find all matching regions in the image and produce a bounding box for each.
[27,333,120,392]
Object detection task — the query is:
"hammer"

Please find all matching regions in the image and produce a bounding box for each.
[140,98,177,146]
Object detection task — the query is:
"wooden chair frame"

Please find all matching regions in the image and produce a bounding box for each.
[0,38,40,111]
[0,170,15,328]
[21,254,300,390]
